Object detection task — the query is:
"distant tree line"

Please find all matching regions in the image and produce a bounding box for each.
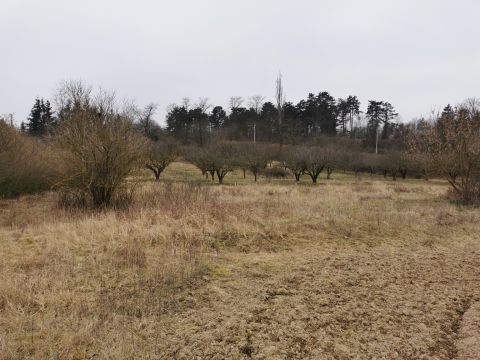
[164,93,401,150]
[21,75,403,151]
[5,79,479,206]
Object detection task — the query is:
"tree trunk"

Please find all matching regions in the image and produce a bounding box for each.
[327,168,333,179]
[294,173,301,182]
[254,173,257,182]
[216,171,225,184]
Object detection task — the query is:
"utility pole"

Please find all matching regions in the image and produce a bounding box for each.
[375,125,381,155]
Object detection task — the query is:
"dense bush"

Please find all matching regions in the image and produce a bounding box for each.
[408,99,480,204]
[53,82,145,208]
[263,166,290,179]
[0,121,55,198]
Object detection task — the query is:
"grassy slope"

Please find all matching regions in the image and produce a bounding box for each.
[1,162,479,359]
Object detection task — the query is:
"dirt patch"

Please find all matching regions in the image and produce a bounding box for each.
[153,242,480,359]
[456,301,480,360]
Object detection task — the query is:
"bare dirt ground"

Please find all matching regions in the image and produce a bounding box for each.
[1,166,480,359]
[456,301,480,360]
[155,240,480,359]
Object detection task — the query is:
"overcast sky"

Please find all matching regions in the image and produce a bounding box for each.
[1,0,479,125]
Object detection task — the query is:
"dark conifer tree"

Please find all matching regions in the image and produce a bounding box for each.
[346,95,360,137]
[381,102,398,139]
[26,98,43,136]
[41,99,55,131]
[441,104,455,119]
[26,98,55,136]
[366,100,384,147]
[316,91,337,135]
[337,98,349,135]
[166,104,190,143]
[260,102,277,141]
[209,106,227,130]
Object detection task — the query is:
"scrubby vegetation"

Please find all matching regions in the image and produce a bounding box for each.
[5,80,479,207]
[2,81,480,358]
[0,121,55,197]
[1,166,480,358]
[408,99,480,204]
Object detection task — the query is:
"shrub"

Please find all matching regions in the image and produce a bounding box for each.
[53,82,145,208]
[408,99,480,204]
[0,121,55,198]
[263,166,289,179]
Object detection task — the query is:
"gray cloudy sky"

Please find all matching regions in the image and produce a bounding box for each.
[1,0,479,125]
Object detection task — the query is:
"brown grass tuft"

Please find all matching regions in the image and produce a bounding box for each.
[112,241,147,268]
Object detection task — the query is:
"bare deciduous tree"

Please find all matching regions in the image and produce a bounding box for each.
[229,96,244,110]
[237,143,272,182]
[249,95,265,144]
[323,148,347,180]
[408,99,480,203]
[145,142,178,181]
[137,103,158,137]
[186,143,237,184]
[281,146,306,182]
[54,82,146,208]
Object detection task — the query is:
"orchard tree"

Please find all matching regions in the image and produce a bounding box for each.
[145,142,178,180]
[238,144,272,182]
[302,146,327,183]
[281,146,306,181]
[208,143,238,184]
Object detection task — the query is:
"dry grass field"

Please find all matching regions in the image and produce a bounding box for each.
[1,162,480,359]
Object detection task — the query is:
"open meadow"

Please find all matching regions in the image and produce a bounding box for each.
[1,162,480,359]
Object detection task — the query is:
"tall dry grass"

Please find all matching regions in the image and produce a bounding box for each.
[1,179,479,358]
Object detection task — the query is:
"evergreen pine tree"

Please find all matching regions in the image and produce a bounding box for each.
[26,97,55,136]
[366,100,384,147]
[380,102,398,139]
[346,95,360,137]
[41,99,55,131]
[26,98,43,136]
